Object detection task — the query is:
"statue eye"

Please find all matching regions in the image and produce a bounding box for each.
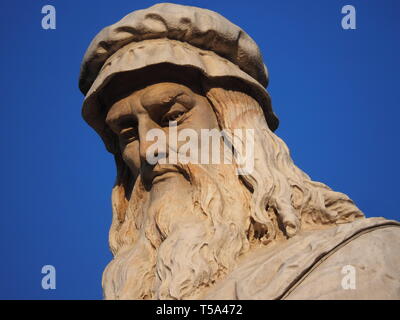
[119,124,138,143]
[161,111,186,126]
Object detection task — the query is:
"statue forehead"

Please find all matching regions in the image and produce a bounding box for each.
[105,82,199,122]
[107,82,196,111]
[140,83,196,106]
[99,65,203,108]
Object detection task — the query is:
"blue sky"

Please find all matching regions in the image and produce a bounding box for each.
[0,0,399,299]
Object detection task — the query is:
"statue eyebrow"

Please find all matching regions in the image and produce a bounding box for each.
[142,91,186,108]
[115,114,138,128]
[105,100,137,132]
[140,91,193,123]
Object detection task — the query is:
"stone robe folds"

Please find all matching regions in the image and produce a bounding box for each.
[203,218,400,300]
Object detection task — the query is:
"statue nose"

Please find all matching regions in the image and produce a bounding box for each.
[138,117,168,166]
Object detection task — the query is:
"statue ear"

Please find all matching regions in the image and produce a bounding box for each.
[112,153,133,223]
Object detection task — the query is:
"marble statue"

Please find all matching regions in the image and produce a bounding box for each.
[79,3,400,300]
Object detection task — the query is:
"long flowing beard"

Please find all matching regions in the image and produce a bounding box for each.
[102,162,251,300]
[102,85,364,300]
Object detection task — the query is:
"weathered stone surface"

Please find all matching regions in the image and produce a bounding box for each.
[80,3,400,300]
[202,218,400,300]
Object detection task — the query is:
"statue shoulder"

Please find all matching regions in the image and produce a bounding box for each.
[204,217,400,300]
[284,219,400,299]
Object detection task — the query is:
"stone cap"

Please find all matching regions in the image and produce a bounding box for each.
[79,2,269,95]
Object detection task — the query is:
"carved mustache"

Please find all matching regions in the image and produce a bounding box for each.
[140,163,190,190]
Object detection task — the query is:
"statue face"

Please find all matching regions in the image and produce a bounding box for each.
[105,82,220,189]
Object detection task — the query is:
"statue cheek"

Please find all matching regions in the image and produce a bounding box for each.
[194,105,219,130]
[121,141,141,173]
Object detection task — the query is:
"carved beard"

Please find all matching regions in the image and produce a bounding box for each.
[101,86,364,300]
[102,161,252,300]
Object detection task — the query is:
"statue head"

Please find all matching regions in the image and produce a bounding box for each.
[80,3,364,299]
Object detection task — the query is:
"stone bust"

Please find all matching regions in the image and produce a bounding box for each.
[79,3,400,299]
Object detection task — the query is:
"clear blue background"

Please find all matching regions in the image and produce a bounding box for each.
[0,0,399,299]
